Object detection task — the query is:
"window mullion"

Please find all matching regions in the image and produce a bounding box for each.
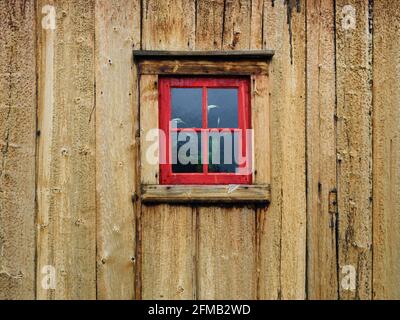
[202,86,208,175]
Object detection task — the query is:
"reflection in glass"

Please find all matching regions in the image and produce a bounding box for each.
[208,131,238,173]
[171,88,202,128]
[207,89,238,128]
[172,131,203,173]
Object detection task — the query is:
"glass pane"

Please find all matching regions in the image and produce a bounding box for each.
[172,131,203,173]
[207,88,238,128]
[171,88,202,128]
[208,131,238,173]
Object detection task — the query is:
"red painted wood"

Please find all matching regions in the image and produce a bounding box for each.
[159,77,252,185]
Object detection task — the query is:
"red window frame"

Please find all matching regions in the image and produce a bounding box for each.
[159,77,252,185]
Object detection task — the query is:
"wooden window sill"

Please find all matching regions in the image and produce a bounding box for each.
[141,184,270,205]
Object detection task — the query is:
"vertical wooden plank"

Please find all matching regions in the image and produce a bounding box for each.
[306,0,338,299]
[0,0,36,300]
[140,75,159,185]
[250,0,264,50]
[250,0,273,301]
[222,0,251,50]
[195,0,257,300]
[95,0,140,300]
[197,207,256,299]
[335,0,373,300]
[142,205,196,299]
[195,0,224,50]
[252,74,270,186]
[140,0,196,300]
[258,0,306,300]
[37,0,96,299]
[142,0,195,50]
[372,0,400,300]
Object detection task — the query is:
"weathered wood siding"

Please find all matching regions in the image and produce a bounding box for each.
[0,0,399,300]
[372,0,400,300]
[0,0,36,300]
[95,0,140,300]
[306,0,337,300]
[36,0,96,300]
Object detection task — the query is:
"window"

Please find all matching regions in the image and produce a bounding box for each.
[136,50,272,203]
[159,77,252,185]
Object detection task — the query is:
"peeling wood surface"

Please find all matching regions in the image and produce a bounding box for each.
[306,0,338,300]
[372,0,400,300]
[36,0,96,300]
[0,0,36,300]
[335,0,373,300]
[95,0,140,300]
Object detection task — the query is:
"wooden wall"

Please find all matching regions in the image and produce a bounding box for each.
[0,0,399,300]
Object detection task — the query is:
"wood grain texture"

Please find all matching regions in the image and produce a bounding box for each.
[140,75,159,185]
[142,0,196,50]
[36,0,96,300]
[141,185,270,204]
[250,0,264,50]
[138,59,269,75]
[250,0,274,301]
[335,0,373,300]
[133,50,274,58]
[140,0,196,300]
[372,0,400,300]
[197,207,256,299]
[195,0,258,300]
[3,0,400,301]
[95,0,140,300]
[141,205,196,299]
[251,74,270,185]
[257,0,306,300]
[195,0,224,50]
[0,0,36,300]
[222,0,251,50]
[306,0,338,300]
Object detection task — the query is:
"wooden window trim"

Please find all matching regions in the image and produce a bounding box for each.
[134,50,273,76]
[137,50,271,204]
[141,184,270,204]
[133,49,275,60]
